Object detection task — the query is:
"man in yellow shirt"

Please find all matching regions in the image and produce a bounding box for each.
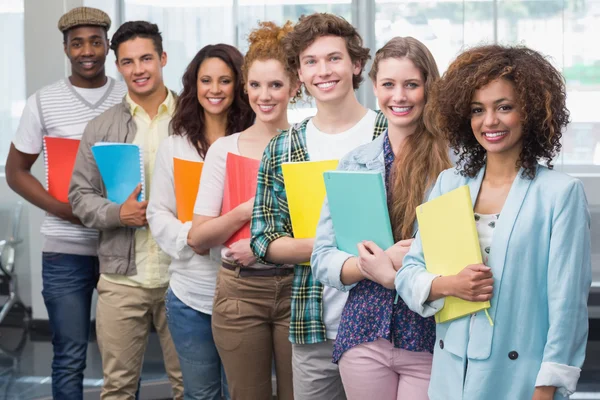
[69,21,183,399]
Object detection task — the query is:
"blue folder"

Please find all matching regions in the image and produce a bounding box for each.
[323,170,394,255]
[91,143,145,204]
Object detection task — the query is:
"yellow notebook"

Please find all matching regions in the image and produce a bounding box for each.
[416,185,491,324]
[282,160,339,265]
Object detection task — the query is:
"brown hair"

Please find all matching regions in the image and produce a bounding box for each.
[283,13,370,90]
[426,44,569,179]
[370,37,452,241]
[171,44,254,158]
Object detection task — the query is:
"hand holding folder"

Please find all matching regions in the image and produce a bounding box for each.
[91,143,145,204]
[119,184,148,227]
[416,185,492,324]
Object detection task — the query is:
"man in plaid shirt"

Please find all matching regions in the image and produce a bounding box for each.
[250,13,387,400]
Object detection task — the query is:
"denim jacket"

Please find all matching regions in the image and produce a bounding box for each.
[311,132,436,363]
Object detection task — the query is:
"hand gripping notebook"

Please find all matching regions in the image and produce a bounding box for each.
[416,185,491,324]
[91,143,145,204]
[323,170,394,256]
[173,157,204,222]
[221,153,261,247]
[43,136,80,202]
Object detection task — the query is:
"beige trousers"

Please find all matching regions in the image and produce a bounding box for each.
[211,266,294,400]
[96,276,183,400]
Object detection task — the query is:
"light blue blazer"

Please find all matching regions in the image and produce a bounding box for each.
[395,165,591,400]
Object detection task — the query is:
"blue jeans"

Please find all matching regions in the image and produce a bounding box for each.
[41,252,99,400]
[165,288,229,400]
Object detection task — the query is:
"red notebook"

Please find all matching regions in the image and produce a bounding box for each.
[43,137,81,202]
[221,153,261,247]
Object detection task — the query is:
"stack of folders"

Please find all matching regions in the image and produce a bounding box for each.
[173,158,204,222]
[323,170,394,256]
[221,153,261,247]
[91,143,145,204]
[416,185,491,324]
[43,136,81,202]
[282,160,339,265]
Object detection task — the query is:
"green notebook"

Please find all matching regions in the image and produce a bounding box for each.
[323,170,394,255]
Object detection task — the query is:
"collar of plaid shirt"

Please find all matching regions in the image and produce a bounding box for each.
[250,110,388,344]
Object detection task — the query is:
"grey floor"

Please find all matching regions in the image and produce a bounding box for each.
[0,324,599,399]
[0,324,174,400]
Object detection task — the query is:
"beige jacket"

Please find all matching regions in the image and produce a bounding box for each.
[68,95,175,276]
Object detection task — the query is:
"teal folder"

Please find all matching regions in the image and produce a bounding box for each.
[323,170,394,255]
[91,143,145,204]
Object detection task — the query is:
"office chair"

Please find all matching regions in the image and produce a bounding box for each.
[0,201,30,327]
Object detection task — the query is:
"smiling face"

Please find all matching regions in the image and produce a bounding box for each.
[196,57,236,117]
[470,78,524,158]
[373,57,425,133]
[116,37,167,100]
[246,59,296,125]
[297,35,361,106]
[64,25,108,83]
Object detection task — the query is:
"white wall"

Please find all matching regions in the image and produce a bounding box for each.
[10,0,85,320]
[5,0,600,323]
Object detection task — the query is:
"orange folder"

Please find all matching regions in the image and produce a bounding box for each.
[221,153,261,247]
[173,157,204,222]
[43,136,80,202]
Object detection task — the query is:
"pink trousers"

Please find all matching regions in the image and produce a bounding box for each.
[338,338,433,400]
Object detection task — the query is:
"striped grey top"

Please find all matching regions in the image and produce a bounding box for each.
[37,77,127,255]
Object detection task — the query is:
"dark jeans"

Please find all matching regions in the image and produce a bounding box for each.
[165,288,229,400]
[41,252,99,400]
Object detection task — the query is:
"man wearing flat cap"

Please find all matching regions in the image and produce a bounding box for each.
[6,7,126,400]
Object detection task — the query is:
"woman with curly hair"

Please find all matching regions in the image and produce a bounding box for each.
[147,43,254,399]
[392,45,591,400]
[311,36,451,400]
[187,21,299,400]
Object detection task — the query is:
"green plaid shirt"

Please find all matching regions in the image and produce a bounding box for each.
[250,110,388,344]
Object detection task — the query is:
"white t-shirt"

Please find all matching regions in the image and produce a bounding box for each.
[306,109,377,161]
[193,133,275,269]
[146,134,222,314]
[72,84,110,105]
[306,109,378,339]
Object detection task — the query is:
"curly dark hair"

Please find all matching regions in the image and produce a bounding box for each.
[425,44,569,178]
[282,13,370,90]
[171,44,255,158]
